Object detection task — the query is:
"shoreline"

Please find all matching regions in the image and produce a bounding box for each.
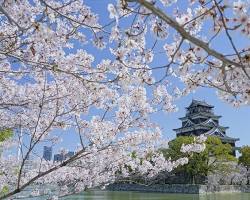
[106,183,250,194]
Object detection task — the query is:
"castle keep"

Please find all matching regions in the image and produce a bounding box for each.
[173,100,239,155]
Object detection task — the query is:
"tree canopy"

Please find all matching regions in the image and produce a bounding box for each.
[239,146,250,168]
[0,129,12,143]
[0,129,12,196]
[162,136,236,183]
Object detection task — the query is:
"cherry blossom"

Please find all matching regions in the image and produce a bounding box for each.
[0,0,249,199]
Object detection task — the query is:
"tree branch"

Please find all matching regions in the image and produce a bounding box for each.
[131,0,245,70]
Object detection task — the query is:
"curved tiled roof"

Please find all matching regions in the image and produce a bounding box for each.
[186,99,214,108]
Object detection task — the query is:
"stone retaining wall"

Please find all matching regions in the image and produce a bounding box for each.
[106,183,250,194]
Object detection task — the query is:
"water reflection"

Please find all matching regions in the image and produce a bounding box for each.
[62,190,250,200]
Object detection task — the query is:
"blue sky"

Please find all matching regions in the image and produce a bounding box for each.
[83,0,250,146]
[157,88,250,146]
[25,0,250,157]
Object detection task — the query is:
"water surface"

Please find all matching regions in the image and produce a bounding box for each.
[62,190,250,200]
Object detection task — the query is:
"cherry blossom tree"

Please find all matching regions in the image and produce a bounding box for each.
[0,0,249,199]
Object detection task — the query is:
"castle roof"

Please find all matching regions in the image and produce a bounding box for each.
[174,123,228,134]
[186,99,214,109]
[179,112,221,121]
[174,100,239,144]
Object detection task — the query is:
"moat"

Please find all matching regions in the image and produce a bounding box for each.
[62,190,250,200]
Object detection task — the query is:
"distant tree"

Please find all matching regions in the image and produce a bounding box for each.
[0,129,13,196]
[239,146,250,168]
[0,129,12,143]
[239,146,250,184]
[162,136,236,184]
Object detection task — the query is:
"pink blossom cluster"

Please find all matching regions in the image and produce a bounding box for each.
[0,0,248,198]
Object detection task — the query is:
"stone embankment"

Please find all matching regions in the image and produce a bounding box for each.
[106,183,250,194]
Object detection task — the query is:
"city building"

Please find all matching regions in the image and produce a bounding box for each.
[43,146,52,161]
[53,151,75,162]
[65,151,75,159]
[173,99,239,155]
[53,153,64,162]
